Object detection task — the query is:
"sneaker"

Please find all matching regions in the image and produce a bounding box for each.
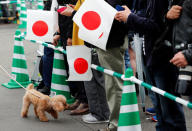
[152,115,158,122]
[82,113,109,124]
[146,107,156,115]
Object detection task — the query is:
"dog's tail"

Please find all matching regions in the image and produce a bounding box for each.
[27,84,34,90]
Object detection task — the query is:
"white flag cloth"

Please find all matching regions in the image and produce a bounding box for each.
[66,45,92,81]
[73,0,117,50]
[51,0,58,11]
[25,10,58,42]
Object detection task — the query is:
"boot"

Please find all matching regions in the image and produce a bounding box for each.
[36,81,45,90]
[38,86,50,95]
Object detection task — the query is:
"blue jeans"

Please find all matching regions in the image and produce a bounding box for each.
[124,49,131,69]
[148,63,186,131]
[42,47,54,88]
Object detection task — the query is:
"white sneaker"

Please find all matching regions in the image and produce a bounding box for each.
[82,113,109,124]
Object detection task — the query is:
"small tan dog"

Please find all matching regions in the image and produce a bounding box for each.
[21,84,68,122]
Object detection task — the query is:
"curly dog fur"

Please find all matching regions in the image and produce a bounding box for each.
[21,84,69,122]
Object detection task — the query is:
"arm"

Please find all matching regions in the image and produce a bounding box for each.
[126,13,160,34]
[115,6,161,34]
[66,17,73,46]
[52,29,60,46]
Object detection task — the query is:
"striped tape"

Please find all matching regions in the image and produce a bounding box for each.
[17,32,192,110]
[91,64,124,79]
[128,77,192,109]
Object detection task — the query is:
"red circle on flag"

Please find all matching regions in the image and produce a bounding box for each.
[82,11,101,30]
[74,58,88,74]
[32,20,48,36]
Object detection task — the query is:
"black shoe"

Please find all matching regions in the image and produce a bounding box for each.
[38,86,50,95]
[36,81,45,90]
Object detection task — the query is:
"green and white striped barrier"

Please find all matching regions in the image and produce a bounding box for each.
[118,68,141,131]
[18,0,27,29]
[91,64,124,79]
[16,32,192,109]
[0,0,47,4]
[0,1,17,4]
[125,76,192,109]
[2,30,31,89]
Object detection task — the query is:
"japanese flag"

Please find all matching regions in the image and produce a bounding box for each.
[66,45,92,81]
[73,0,117,50]
[25,10,58,42]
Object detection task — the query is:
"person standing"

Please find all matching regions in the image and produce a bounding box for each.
[115,0,186,130]
[60,0,110,122]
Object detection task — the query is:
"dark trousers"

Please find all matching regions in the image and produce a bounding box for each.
[42,47,54,88]
[84,52,110,120]
[148,63,186,131]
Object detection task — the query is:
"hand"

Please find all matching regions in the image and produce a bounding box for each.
[166,5,182,20]
[170,52,188,67]
[68,4,75,8]
[52,35,60,46]
[67,38,72,46]
[115,6,131,23]
[60,5,74,16]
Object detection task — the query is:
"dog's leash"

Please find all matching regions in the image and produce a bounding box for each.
[0,65,41,98]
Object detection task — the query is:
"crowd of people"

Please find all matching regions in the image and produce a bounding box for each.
[35,0,192,131]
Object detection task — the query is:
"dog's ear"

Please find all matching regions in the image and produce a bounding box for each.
[52,102,64,112]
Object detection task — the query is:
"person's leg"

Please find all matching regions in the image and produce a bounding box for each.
[143,64,157,112]
[83,51,110,122]
[152,64,186,131]
[97,42,127,130]
[70,81,89,115]
[124,49,131,69]
[128,42,136,76]
[39,47,54,95]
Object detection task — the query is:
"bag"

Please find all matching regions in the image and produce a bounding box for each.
[175,66,192,96]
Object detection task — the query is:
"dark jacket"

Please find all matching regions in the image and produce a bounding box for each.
[172,0,192,65]
[57,0,76,47]
[126,0,169,67]
[106,0,132,49]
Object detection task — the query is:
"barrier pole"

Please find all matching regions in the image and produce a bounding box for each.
[126,76,192,109]
[16,34,192,109]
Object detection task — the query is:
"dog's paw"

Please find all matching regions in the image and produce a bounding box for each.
[39,118,49,122]
[21,112,28,118]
